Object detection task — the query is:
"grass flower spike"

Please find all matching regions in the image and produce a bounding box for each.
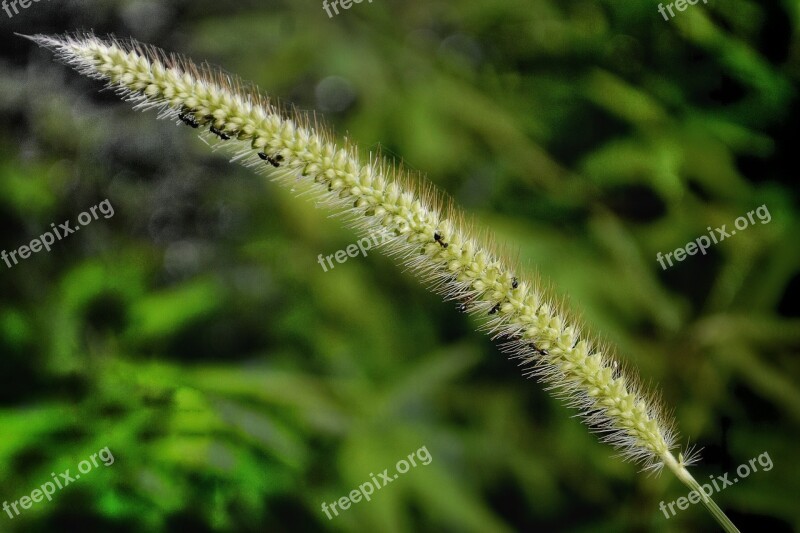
[24,32,740,532]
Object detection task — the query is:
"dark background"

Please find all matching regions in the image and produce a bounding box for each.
[0,0,798,531]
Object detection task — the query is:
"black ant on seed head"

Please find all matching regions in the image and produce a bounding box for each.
[210,125,230,140]
[433,232,448,248]
[512,277,518,289]
[178,109,200,128]
[528,343,548,356]
[258,152,283,167]
[488,303,501,315]
[457,295,475,313]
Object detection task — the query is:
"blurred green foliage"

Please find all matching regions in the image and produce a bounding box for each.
[0,0,798,531]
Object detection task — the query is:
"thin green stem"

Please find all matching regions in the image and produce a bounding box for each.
[662,453,740,533]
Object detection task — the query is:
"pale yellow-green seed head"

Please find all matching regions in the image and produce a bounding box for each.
[26,31,691,473]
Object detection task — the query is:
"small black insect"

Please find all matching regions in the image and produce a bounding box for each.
[512,277,518,289]
[433,232,448,248]
[457,295,475,313]
[488,303,501,315]
[258,152,283,167]
[210,125,230,140]
[178,110,200,128]
[501,332,524,342]
[528,343,548,356]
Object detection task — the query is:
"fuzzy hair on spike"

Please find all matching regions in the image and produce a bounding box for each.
[22,32,740,532]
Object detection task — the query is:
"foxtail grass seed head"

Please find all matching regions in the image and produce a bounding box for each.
[26,32,692,475]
